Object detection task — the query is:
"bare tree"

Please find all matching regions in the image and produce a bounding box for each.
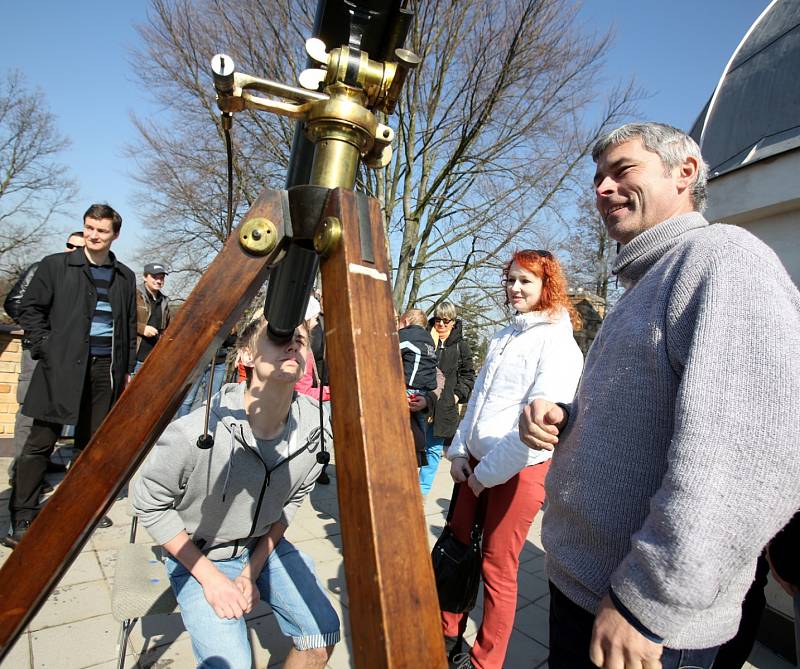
[129,0,640,309]
[0,71,78,276]
[561,189,618,304]
[127,0,312,278]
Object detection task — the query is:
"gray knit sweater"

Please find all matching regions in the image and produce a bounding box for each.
[542,212,800,648]
[131,382,328,560]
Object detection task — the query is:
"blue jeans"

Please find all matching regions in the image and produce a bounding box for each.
[165,538,340,667]
[176,361,227,418]
[419,424,444,497]
[548,583,719,669]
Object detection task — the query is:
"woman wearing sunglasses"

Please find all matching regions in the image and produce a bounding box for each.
[441,249,584,669]
[419,303,476,496]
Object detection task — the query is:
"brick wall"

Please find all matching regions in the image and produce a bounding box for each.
[0,326,22,437]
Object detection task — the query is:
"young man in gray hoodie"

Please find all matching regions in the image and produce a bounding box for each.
[131,317,339,668]
[520,123,800,669]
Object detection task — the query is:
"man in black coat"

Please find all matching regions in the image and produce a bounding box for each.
[4,231,85,481]
[3,204,137,548]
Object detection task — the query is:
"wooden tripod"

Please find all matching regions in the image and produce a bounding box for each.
[0,186,447,667]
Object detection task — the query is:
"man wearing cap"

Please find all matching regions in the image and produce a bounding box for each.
[134,262,171,372]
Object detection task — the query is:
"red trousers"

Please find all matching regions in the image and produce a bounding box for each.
[441,459,549,669]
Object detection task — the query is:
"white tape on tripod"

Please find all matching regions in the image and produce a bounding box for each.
[348,263,388,282]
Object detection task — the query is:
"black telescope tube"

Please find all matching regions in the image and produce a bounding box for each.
[264,243,319,343]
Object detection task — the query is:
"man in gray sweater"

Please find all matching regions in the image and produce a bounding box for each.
[131,318,339,668]
[520,123,800,669]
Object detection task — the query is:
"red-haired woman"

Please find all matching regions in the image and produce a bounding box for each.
[441,250,584,669]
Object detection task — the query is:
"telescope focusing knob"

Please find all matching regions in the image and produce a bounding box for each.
[211,53,236,95]
[394,48,421,69]
[305,38,329,66]
[299,68,327,91]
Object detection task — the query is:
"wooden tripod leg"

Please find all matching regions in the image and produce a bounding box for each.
[320,189,447,668]
[0,189,289,657]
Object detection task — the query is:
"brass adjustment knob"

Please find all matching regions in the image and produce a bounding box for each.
[314,216,343,257]
[239,217,278,255]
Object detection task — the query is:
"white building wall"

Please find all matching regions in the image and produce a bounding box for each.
[704,149,800,286]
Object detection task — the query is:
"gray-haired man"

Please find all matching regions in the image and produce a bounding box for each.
[520,123,800,669]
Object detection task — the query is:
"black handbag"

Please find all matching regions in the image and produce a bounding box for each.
[431,483,486,613]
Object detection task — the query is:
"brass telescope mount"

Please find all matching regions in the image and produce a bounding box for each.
[211,38,420,193]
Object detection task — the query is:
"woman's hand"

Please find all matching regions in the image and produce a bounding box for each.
[450,456,472,482]
[467,473,485,497]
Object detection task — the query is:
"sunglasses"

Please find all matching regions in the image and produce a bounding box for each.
[434,317,453,325]
[65,242,84,250]
[523,249,552,258]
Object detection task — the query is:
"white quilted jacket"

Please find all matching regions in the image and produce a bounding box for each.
[446,308,583,488]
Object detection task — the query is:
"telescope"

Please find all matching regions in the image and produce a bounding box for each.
[0,2,446,667]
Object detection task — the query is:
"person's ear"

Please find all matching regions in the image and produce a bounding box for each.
[676,155,699,193]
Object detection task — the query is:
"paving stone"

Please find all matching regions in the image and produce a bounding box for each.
[122,611,189,655]
[58,550,105,587]
[504,632,549,669]
[29,580,112,631]
[0,631,30,669]
[30,613,119,668]
[127,634,196,668]
[513,600,549,648]
[517,572,549,605]
[95,548,119,582]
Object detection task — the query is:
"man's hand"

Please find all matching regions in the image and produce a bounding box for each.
[143,325,159,338]
[408,394,428,412]
[467,473,484,497]
[590,595,662,669]
[234,574,260,612]
[519,399,567,451]
[450,456,472,483]
[201,569,250,619]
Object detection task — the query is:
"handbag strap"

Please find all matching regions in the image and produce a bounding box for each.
[446,481,488,538]
[445,482,461,523]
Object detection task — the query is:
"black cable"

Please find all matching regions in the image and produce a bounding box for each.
[223,112,234,239]
[197,112,235,450]
[315,328,329,465]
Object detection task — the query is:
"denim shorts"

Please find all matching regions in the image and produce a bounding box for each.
[166,538,340,667]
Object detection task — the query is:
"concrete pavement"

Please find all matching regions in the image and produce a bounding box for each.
[0,444,793,668]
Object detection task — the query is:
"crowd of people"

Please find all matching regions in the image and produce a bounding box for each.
[2,121,799,669]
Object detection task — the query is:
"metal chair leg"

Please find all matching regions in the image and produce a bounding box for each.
[116,617,137,669]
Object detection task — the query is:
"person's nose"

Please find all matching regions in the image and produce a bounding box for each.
[595,175,616,198]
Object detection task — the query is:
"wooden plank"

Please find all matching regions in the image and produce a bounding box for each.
[320,188,446,668]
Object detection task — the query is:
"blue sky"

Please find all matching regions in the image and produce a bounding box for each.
[3,0,768,269]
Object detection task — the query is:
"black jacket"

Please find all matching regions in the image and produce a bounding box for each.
[398,324,438,391]
[18,250,137,424]
[3,261,39,325]
[429,318,475,439]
